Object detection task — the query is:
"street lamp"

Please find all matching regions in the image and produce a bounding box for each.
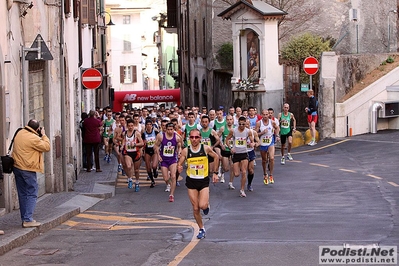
[99,11,115,26]
[387,9,397,52]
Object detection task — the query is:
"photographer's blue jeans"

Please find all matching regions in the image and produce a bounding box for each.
[13,167,38,222]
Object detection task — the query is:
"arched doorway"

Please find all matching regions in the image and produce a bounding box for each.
[202,80,207,108]
[194,77,199,107]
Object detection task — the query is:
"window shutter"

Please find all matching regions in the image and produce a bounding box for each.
[132,65,137,83]
[120,66,124,84]
[88,0,96,26]
[81,0,88,24]
[65,0,71,15]
[166,0,177,27]
[73,0,80,20]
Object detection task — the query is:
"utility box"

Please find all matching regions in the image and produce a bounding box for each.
[379,101,399,118]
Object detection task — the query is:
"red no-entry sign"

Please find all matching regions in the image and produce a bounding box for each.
[82,68,103,89]
[303,57,319,75]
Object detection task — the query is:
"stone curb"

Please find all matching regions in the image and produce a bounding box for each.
[0,207,79,256]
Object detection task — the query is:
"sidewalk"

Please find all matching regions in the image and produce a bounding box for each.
[0,150,118,255]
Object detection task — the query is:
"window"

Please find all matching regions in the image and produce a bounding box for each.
[123,15,131,24]
[120,65,137,84]
[123,35,131,51]
[80,0,95,25]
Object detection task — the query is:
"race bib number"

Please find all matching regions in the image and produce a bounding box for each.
[262,136,272,146]
[235,137,247,148]
[126,141,135,152]
[146,137,156,148]
[163,145,175,157]
[201,137,211,146]
[189,164,205,178]
[281,120,289,128]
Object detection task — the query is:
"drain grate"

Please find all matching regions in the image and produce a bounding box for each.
[72,222,114,230]
[19,248,59,256]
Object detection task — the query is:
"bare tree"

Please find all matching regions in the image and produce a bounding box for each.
[265,0,321,41]
[217,0,320,41]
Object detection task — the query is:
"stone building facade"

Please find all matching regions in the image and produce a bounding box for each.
[0,0,109,213]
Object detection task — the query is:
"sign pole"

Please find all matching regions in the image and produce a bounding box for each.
[303,56,319,91]
[310,75,312,91]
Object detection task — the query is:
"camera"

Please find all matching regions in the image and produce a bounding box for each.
[37,127,43,137]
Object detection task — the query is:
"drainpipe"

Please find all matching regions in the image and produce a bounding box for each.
[60,0,68,191]
[370,102,383,134]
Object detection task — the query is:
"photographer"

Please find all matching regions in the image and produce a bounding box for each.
[12,119,50,228]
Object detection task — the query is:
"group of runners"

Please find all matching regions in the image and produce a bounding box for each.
[90,89,318,239]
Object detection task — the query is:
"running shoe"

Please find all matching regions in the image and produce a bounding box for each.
[307,140,314,146]
[281,157,285,165]
[220,173,225,183]
[107,155,111,163]
[165,184,171,192]
[197,228,206,239]
[169,195,174,202]
[147,176,150,181]
[117,164,122,173]
[309,141,317,146]
[122,169,126,176]
[263,174,269,185]
[176,181,180,187]
[203,204,210,215]
[240,190,247,197]
[287,153,293,161]
[128,178,133,189]
[228,182,235,190]
[269,175,274,184]
[150,181,155,188]
[135,183,140,192]
[104,155,108,161]
[247,185,253,192]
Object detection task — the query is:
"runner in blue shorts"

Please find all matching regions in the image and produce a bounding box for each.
[255,109,279,185]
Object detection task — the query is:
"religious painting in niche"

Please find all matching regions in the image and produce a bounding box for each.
[246,31,259,83]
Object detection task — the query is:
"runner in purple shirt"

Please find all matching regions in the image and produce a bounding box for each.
[154,122,183,202]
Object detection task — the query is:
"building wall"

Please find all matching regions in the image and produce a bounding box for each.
[107,1,168,98]
[0,0,101,212]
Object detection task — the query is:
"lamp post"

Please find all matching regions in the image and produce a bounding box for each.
[99,11,115,26]
[387,9,397,52]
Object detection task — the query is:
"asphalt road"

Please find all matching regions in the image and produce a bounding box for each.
[1,131,398,266]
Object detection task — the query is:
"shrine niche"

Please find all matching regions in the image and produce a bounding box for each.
[218,0,286,110]
[246,30,260,84]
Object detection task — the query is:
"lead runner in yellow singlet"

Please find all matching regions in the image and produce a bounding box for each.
[177,129,219,239]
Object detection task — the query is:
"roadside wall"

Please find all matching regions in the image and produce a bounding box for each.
[320,52,399,138]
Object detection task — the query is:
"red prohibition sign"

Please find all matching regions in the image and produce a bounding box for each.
[303,57,319,75]
[82,68,103,89]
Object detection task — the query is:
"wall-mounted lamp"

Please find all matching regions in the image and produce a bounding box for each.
[151,13,167,27]
[20,1,33,18]
[99,11,115,26]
